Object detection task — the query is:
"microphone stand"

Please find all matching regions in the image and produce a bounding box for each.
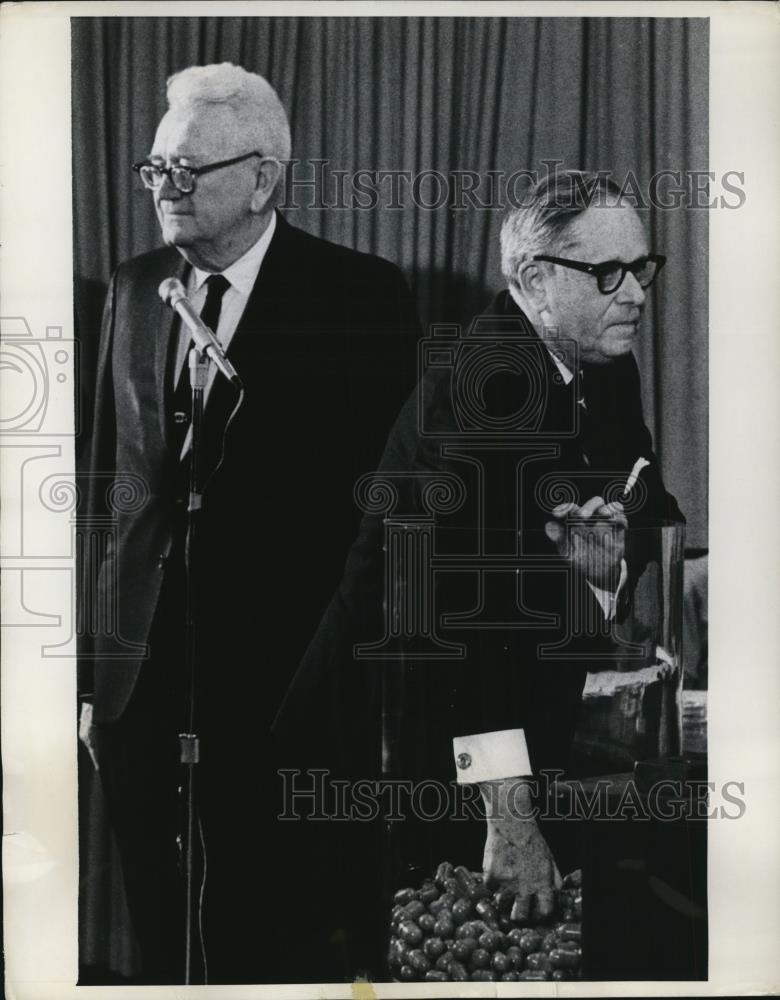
[180,345,210,985]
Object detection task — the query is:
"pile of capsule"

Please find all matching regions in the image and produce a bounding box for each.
[388,862,583,982]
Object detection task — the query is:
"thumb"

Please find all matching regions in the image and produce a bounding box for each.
[532,885,556,921]
[544,520,564,546]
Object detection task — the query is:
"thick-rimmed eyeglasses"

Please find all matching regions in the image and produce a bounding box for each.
[132,151,265,194]
[532,253,666,294]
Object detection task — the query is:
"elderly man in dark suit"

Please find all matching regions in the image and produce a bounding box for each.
[78,63,419,984]
[275,171,684,978]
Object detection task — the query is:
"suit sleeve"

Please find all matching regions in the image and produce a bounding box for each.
[362,259,422,454]
[272,250,422,769]
[272,372,431,775]
[276,355,601,783]
[76,270,118,699]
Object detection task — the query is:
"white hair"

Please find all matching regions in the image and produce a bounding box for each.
[500,171,624,289]
[166,63,292,161]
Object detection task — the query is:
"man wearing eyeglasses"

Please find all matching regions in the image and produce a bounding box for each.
[78,63,419,984]
[276,170,684,975]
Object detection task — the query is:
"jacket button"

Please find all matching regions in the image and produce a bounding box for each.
[157,555,167,570]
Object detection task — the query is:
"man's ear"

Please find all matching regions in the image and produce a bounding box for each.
[250,157,283,213]
[516,259,549,313]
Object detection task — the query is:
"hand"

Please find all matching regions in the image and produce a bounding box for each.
[544,495,627,589]
[479,779,561,922]
[78,701,99,771]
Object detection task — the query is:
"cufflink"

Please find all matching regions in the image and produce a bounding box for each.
[456,752,472,771]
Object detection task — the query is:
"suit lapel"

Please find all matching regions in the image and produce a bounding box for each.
[221,213,296,367]
[197,217,296,472]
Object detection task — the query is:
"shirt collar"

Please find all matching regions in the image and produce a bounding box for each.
[190,211,277,296]
[507,284,574,385]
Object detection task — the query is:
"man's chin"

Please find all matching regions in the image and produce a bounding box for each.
[603,329,637,359]
[587,340,635,365]
[160,219,196,247]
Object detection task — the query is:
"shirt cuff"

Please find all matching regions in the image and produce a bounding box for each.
[452,729,532,784]
[586,557,628,621]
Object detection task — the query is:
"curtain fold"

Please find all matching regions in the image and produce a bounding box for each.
[72,15,708,548]
[72,16,708,551]
[73,17,708,975]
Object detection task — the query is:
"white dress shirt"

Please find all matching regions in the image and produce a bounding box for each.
[172,211,277,398]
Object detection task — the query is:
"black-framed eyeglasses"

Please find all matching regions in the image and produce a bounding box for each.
[532,253,666,294]
[132,151,265,194]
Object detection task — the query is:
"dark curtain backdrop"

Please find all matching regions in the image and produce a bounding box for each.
[72,15,708,546]
[72,16,708,979]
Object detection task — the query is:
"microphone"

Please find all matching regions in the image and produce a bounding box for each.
[158,277,242,387]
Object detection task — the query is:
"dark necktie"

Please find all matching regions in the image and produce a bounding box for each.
[172,273,231,458]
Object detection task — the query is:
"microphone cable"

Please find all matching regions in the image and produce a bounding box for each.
[200,386,245,493]
[197,813,209,984]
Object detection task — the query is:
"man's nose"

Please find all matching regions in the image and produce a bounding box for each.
[157,170,181,200]
[618,270,646,307]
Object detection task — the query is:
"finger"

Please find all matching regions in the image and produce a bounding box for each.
[532,885,556,921]
[604,509,629,532]
[510,892,531,923]
[551,502,578,518]
[494,888,515,914]
[483,869,500,890]
[595,501,628,526]
[579,495,606,519]
[607,500,627,521]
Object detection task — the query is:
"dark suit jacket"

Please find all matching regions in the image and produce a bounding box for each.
[275,289,685,781]
[270,289,684,977]
[78,214,421,728]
